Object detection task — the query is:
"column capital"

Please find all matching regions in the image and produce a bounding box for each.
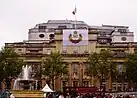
[42,78,46,80]
[68,62,72,64]
[79,62,83,64]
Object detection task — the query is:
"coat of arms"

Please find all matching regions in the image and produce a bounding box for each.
[68,31,83,44]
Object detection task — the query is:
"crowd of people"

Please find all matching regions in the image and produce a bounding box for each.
[46,92,137,98]
[74,93,136,98]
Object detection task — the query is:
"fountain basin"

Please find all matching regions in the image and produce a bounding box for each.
[11,90,44,98]
[19,80,35,90]
[13,65,35,90]
[19,80,34,84]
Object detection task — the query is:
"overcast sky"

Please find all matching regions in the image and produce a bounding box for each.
[0,0,137,48]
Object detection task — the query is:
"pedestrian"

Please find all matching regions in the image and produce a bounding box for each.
[10,94,15,98]
[59,92,64,98]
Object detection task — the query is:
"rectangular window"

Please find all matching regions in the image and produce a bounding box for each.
[116,63,126,74]
[47,49,51,54]
[62,48,67,53]
[73,47,78,54]
[84,63,89,76]
[98,39,108,44]
[58,25,67,29]
[39,26,47,29]
[62,81,67,87]
[73,64,78,75]
[48,28,55,32]
[83,81,89,87]
[73,81,78,87]
[39,26,47,32]
[29,50,39,52]
[99,32,107,36]
[18,49,22,51]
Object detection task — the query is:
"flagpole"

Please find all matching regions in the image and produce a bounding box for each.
[72,6,77,30]
[75,10,76,30]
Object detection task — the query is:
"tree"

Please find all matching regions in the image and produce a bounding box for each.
[125,51,137,87]
[87,49,115,90]
[42,51,68,90]
[0,47,24,89]
[87,52,99,86]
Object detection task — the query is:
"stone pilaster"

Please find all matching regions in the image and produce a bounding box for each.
[55,77,61,91]
[2,79,5,89]
[68,62,72,87]
[42,78,46,88]
[108,75,112,91]
[79,62,83,86]
[11,79,15,89]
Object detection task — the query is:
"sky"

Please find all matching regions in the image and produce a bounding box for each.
[0,0,137,48]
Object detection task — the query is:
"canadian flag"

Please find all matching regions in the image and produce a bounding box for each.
[72,7,77,15]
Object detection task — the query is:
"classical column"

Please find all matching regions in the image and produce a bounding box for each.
[42,78,46,88]
[55,77,61,91]
[2,79,5,90]
[90,76,95,87]
[68,62,72,87]
[79,62,83,87]
[11,78,15,89]
[108,75,112,91]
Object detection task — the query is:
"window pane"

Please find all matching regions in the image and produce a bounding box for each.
[73,64,78,75]
[62,81,67,87]
[83,81,89,87]
[73,81,78,87]
[84,63,89,76]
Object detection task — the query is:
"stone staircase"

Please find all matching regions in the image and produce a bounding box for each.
[11,90,44,98]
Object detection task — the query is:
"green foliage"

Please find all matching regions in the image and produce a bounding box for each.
[125,51,137,83]
[42,51,68,79]
[0,47,24,79]
[87,49,116,86]
[87,52,99,78]
[97,49,112,79]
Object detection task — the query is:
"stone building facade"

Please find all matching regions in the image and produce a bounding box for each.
[5,20,136,91]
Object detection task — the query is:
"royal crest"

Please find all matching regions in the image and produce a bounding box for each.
[68,31,83,44]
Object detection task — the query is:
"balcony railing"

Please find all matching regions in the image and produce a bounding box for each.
[25,51,43,55]
[113,52,128,58]
[97,35,111,39]
[97,39,109,44]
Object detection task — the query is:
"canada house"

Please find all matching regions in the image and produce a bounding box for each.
[5,20,135,91]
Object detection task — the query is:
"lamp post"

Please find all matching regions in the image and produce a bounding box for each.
[91,76,94,87]
[35,80,38,90]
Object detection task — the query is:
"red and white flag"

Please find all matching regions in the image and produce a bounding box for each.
[72,7,77,15]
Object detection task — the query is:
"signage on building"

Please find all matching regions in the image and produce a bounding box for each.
[63,29,88,46]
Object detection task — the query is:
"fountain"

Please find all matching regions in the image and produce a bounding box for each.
[13,65,35,90]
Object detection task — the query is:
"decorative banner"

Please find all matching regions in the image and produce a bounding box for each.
[63,29,88,46]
